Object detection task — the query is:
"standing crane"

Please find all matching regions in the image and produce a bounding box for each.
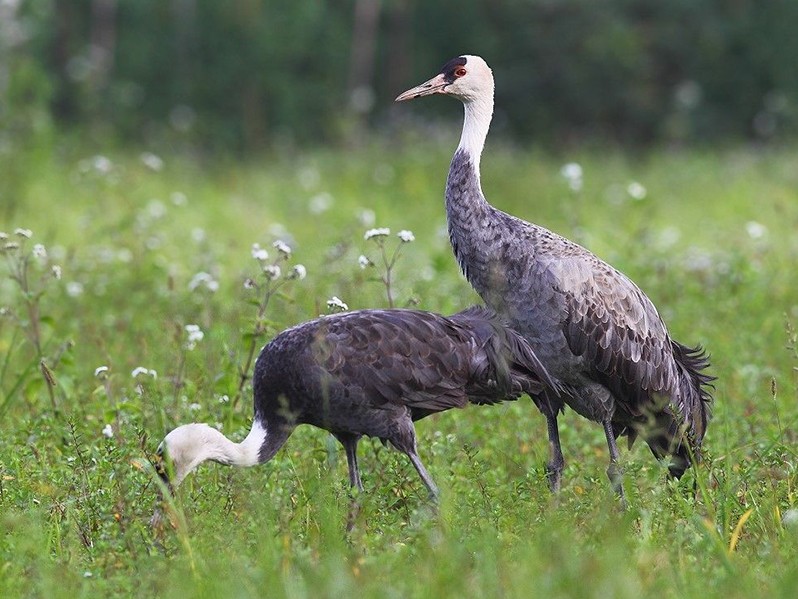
[395,56,714,501]
[155,306,557,500]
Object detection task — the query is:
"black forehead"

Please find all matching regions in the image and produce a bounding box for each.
[440,56,467,82]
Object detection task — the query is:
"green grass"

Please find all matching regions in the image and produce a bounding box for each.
[1,139,798,598]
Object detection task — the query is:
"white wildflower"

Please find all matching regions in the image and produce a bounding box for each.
[188,403,202,412]
[397,230,415,243]
[273,240,292,256]
[92,155,112,174]
[364,227,390,240]
[357,208,376,227]
[188,271,219,292]
[358,255,372,269]
[251,243,269,262]
[51,265,63,280]
[309,192,333,214]
[146,199,166,219]
[32,244,47,259]
[263,264,281,280]
[297,166,320,190]
[0,232,7,240]
[140,152,164,171]
[184,324,204,350]
[66,281,84,297]
[327,296,349,312]
[191,228,206,243]
[288,264,307,280]
[626,181,647,200]
[184,324,204,351]
[131,367,157,379]
[102,424,114,439]
[268,223,289,239]
[745,221,767,240]
[2,242,19,252]
[218,394,230,404]
[94,365,109,378]
[243,277,257,290]
[683,247,714,273]
[14,227,32,239]
[83,571,93,578]
[560,163,583,191]
[170,191,187,206]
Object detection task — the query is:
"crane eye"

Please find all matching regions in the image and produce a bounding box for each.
[455,67,467,77]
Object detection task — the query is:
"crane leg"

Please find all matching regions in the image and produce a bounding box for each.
[407,450,439,502]
[545,414,565,493]
[335,433,364,491]
[602,418,627,508]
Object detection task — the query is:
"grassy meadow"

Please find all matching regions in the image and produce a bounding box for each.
[1,138,797,597]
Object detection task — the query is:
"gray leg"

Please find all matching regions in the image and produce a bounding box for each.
[335,433,364,491]
[406,450,439,501]
[602,418,627,507]
[545,414,565,493]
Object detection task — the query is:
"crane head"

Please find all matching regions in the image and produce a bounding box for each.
[395,55,494,104]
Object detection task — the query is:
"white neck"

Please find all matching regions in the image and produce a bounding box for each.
[167,420,267,485]
[457,92,494,176]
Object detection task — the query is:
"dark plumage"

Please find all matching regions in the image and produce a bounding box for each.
[396,55,714,499]
[156,306,556,499]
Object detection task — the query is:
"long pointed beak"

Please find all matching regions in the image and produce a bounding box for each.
[153,446,174,497]
[395,73,449,102]
[150,446,174,530]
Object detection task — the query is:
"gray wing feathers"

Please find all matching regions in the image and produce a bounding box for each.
[319,308,553,415]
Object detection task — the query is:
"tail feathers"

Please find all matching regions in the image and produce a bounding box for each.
[451,305,562,398]
[670,340,715,448]
[635,341,714,477]
[502,327,562,395]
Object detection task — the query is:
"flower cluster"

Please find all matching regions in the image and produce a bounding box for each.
[184,324,204,350]
[1,227,36,252]
[364,227,391,240]
[251,243,269,261]
[560,162,583,192]
[273,240,292,256]
[140,152,164,172]
[326,296,349,312]
[246,239,306,287]
[626,181,647,200]
[188,271,219,292]
[263,265,281,281]
[232,235,310,409]
[131,366,158,379]
[357,226,416,307]
[397,230,415,243]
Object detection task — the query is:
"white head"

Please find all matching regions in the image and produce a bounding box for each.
[156,421,266,488]
[156,423,221,487]
[395,55,494,105]
[395,55,495,168]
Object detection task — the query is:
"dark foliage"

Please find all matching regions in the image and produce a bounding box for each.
[4,0,797,149]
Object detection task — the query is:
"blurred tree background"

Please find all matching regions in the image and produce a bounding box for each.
[1,0,797,154]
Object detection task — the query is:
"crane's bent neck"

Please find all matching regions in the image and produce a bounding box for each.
[457,93,494,177]
[171,420,267,485]
[228,420,267,467]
